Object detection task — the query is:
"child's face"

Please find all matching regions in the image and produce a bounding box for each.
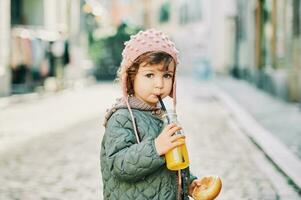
[133,61,175,107]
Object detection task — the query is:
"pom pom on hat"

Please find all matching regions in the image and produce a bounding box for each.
[121,29,178,67]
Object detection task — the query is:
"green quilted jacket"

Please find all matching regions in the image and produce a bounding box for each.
[100,97,197,200]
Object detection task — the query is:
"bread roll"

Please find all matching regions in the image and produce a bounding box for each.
[192,176,222,200]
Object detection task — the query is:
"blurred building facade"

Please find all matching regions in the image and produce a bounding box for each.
[230,0,301,102]
[105,0,301,103]
[4,0,296,102]
[0,0,85,97]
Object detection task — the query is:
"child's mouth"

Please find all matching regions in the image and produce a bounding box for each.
[154,94,162,99]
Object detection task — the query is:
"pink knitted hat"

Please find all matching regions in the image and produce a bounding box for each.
[118,29,179,143]
[120,29,179,102]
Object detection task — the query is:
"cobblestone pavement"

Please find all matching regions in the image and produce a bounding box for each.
[0,77,299,199]
[0,119,103,200]
[0,83,119,155]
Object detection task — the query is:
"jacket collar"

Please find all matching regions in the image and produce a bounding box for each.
[103,96,163,126]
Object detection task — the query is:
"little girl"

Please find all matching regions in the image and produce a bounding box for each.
[101,29,201,200]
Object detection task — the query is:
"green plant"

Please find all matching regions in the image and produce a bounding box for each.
[89,23,140,80]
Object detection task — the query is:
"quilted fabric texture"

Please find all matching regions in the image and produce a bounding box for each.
[100,108,197,200]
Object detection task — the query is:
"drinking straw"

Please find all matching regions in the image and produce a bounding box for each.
[158,96,185,163]
[157,96,170,124]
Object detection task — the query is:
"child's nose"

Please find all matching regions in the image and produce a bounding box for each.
[154,77,164,89]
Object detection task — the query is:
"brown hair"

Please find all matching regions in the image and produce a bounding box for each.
[124,51,175,95]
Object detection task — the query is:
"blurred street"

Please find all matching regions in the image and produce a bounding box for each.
[215,76,301,160]
[0,77,300,200]
[1,0,301,199]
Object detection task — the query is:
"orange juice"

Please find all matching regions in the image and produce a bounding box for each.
[162,110,190,170]
[165,138,189,170]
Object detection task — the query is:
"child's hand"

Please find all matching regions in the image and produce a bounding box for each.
[154,123,185,156]
[189,179,202,197]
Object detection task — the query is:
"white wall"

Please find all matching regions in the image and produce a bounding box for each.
[0,0,11,96]
[207,0,237,73]
[44,0,70,32]
[70,0,81,40]
[166,0,208,75]
[44,0,58,30]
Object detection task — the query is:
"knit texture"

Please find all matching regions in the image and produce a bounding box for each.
[119,28,179,103]
[121,29,179,71]
[103,96,163,127]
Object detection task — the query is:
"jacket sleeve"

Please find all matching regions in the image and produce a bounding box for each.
[189,171,198,184]
[104,113,165,182]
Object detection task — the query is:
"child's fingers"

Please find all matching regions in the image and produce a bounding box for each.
[170,134,185,142]
[171,139,185,148]
[190,181,197,188]
[195,180,202,186]
[163,123,177,132]
[167,125,182,136]
[192,179,202,187]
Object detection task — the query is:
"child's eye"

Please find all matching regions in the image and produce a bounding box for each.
[163,74,173,79]
[145,73,154,78]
